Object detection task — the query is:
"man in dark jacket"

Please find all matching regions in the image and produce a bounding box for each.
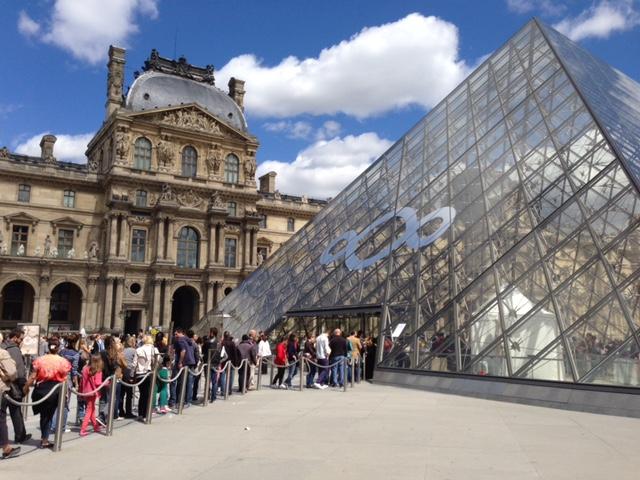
[329,329,348,388]
[237,335,257,393]
[1,329,30,443]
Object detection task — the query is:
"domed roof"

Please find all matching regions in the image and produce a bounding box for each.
[126,71,248,132]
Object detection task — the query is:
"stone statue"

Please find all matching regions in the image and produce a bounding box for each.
[50,247,58,258]
[257,252,265,265]
[17,244,25,256]
[243,158,256,180]
[88,241,99,259]
[0,244,7,255]
[34,246,41,257]
[67,248,75,259]
[108,68,123,98]
[0,146,9,159]
[160,183,176,202]
[206,146,222,176]
[114,130,129,160]
[83,251,88,260]
[44,235,52,257]
[156,139,175,170]
[208,192,225,209]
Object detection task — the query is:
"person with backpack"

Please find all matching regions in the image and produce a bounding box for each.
[0,345,20,459]
[1,329,30,444]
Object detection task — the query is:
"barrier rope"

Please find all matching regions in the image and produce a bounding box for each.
[188,363,208,376]
[304,358,345,369]
[156,367,187,384]
[228,359,249,371]
[2,382,63,407]
[262,357,302,368]
[119,371,152,388]
[69,376,112,397]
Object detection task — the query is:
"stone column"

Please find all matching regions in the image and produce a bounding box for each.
[119,216,130,259]
[206,281,215,312]
[151,279,161,325]
[243,228,251,267]
[140,309,147,331]
[251,227,258,266]
[214,282,223,306]
[162,280,173,327]
[85,278,98,330]
[103,279,114,330]
[207,223,216,267]
[165,220,175,262]
[215,224,223,264]
[108,216,118,258]
[113,278,125,332]
[155,217,165,262]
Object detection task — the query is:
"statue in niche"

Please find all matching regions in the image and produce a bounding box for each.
[206,145,222,176]
[114,130,129,160]
[17,244,25,256]
[88,241,99,259]
[208,192,225,209]
[44,235,52,257]
[34,246,41,257]
[67,248,75,259]
[159,183,176,202]
[156,138,175,170]
[50,247,58,258]
[243,158,256,180]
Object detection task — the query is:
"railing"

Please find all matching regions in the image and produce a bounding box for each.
[1,349,367,453]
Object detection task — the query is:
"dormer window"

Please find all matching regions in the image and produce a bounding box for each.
[182,146,197,177]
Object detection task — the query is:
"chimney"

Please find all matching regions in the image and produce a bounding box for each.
[106,45,126,119]
[228,77,245,110]
[259,171,277,194]
[40,135,57,163]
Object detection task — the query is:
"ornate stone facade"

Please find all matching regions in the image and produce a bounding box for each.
[0,48,325,334]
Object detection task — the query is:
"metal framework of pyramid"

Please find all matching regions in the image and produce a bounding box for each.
[202,19,640,388]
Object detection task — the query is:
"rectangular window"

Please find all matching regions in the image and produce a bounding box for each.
[63,190,76,208]
[257,246,268,264]
[224,238,237,268]
[135,190,147,207]
[131,229,147,262]
[259,214,267,228]
[57,229,74,257]
[11,225,28,256]
[287,217,295,232]
[227,201,237,217]
[18,184,30,203]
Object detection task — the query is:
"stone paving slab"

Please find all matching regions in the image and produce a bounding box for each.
[2,382,639,479]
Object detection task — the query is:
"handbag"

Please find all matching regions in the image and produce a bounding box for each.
[8,381,22,400]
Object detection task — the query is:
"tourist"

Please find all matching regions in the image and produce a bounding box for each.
[248,330,258,390]
[169,328,189,408]
[220,333,240,396]
[79,354,103,436]
[154,355,171,414]
[329,329,348,388]
[257,332,272,375]
[284,333,299,388]
[271,337,288,389]
[154,332,169,359]
[347,331,363,383]
[314,328,331,389]
[1,329,30,443]
[202,328,221,402]
[183,330,198,406]
[98,336,126,426]
[134,335,158,421]
[76,338,92,424]
[191,334,203,402]
[303,333,317,388]
[238,334,257,393]
[52,333,80,434]
[120,336,137,418]
[23,338,71,449]
[0,344,20,459]
[364,336,377,381]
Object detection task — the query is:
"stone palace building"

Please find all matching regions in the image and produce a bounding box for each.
[0,47,325,334]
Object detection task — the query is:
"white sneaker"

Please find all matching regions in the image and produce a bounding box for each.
[279,384,287,390]
[312,383,321,389]
[320,384,329,390]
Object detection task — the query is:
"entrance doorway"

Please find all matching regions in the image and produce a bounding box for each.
[0,280,35,328]
[49,282,83,330]
[171,286,199,331]
[124,310,141,337]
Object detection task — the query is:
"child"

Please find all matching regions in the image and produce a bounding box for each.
[154,356,171,414]
[80,354,103,436]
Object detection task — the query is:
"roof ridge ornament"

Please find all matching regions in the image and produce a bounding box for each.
[138,48,215,85]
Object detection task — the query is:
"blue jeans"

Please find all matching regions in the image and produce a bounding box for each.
[285,363,297,386]
[219,366,235,396]
[184,369,195,405]
[209,368,219,401]
[331,356,345,387]
[306,362,317,387]
[316,358,329,385]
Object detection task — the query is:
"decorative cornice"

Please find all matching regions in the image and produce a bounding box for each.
[139,49,215,85]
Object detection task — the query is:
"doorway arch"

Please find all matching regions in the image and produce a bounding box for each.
[171,285,200,331]
[49,282,83,330]
[0,280,35,328]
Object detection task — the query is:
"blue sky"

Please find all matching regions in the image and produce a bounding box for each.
[1,0,640,198]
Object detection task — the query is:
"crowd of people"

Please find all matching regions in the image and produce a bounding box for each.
[0,325,376,460]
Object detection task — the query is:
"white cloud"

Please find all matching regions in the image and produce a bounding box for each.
[554,0,640,41]
[17,11,40,37]
[17,0,159,64]
[506,0,566,16]
[263,120,314,140]
[257,132,392,198]
[316,120,342,140]
[14,132,94,163]
[217,13,470,119]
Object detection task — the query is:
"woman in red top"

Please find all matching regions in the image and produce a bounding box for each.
[23,338,71,449]
[270,338,288,389]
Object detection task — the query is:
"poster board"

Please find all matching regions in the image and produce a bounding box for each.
[18,323,40,356]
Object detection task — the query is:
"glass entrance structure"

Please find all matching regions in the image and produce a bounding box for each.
[200,20,640,389]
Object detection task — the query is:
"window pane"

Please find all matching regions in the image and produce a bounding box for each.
[224,238,237,267]
[63,190,75,208]
[18,185,30,203]
[11,226,28,255]
[287,218,295,232]
[134,137,152,170]
[135,190,147,207]
[227,201,237,216]
[57,229,74,257]
[182,146,197,177]
[225,154,239,183]
[131,229,146,262]
[259,214,267,228]
[177,227,199,268]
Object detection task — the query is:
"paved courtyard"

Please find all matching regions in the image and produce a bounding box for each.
[2,382,639,479]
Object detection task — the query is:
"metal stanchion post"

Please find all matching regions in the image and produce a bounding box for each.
[53,382,66,452]
[342,358,347,392]
[178,367,188,414]
[145,363,159,424]
[241,360,248,395]
[203,349,212,406]
[269,360,274,386]
[299,358,304,392]
[257,357,263,391]
[224,362,231,401]
[350,359,355,388]
[357,354,363,384]
[362,352,367,382]
[106,375,118,436]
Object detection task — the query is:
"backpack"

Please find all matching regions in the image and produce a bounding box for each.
[208,339,222,366]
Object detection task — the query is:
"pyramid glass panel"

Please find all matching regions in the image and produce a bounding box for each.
[198,20,640,390]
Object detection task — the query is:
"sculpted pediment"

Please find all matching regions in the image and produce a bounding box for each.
[3,212,40,231]
[129,104,251,141]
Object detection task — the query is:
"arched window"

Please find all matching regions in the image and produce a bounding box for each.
[181,146,197,177]
[225,154,239,184]
[177,227,199,268]
[134,137,152,170]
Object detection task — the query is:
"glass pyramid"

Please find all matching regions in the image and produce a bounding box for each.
[201,19,640,388]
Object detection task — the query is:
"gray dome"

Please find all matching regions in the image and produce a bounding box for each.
[126,71,247,131]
